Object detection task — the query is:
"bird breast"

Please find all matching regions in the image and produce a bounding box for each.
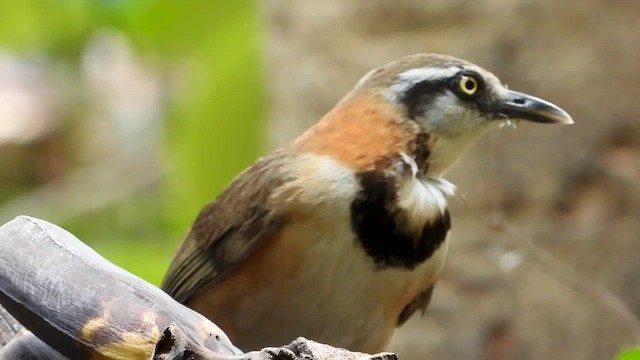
[233,153,453,351]
[192,153,453,352]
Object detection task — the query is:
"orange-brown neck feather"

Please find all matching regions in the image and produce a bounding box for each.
[291,94,414,171]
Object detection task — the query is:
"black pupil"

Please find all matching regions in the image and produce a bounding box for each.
[464,78,475,91]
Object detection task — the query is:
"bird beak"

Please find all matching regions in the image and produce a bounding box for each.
[496,89,574,124]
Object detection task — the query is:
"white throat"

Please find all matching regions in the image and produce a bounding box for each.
[426,126,495,177]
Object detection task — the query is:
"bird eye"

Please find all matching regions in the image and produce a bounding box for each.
[458,74,479,96]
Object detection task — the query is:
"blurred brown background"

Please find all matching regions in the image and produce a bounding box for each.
[264,1,640,359]
[0,1,639,359]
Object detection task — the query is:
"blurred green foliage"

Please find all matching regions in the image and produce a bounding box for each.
[617,348,640,360]
[0,0,264,285]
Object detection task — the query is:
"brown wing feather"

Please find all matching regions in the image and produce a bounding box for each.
[161,152,292,304]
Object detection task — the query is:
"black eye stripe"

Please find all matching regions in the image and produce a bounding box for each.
[398,69,489,120]
[400,79,449,120]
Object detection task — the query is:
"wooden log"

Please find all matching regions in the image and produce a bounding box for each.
[0,329,66,359]
[0,216,241,359]
[0,305,21,348]
[0,216,398,360]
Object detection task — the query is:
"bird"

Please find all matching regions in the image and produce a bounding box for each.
[161,53,573,354]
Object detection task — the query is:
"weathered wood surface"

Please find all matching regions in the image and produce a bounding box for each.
[0,305,21,348]
[0,329,66,359]
[0,216,242,359]
[0,216,398,360]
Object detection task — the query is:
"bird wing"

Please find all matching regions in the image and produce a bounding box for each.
[161,152,291,304]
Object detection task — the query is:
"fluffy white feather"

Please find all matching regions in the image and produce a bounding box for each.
[396,153,456,233]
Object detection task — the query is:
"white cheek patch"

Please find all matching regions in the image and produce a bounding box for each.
[427,94,465,117]
[423,94,492,136]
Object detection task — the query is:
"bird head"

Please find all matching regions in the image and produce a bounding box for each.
[294,53,573,177]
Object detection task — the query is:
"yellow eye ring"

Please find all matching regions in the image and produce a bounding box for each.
[458,75,479,96]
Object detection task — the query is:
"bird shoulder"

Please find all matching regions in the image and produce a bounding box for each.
[160,150,359,304]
